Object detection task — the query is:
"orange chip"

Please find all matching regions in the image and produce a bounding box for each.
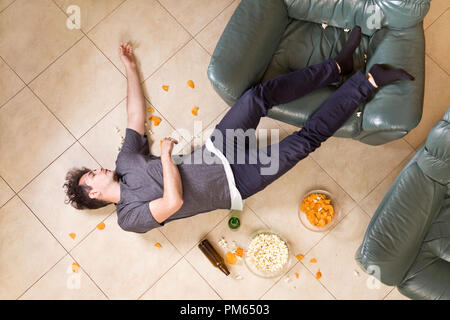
[150,115,162,126]
[69,233,76,240]
[235,247,244,257]
[147,107,155,113]
[159,140,163,148]
[155,242,162,248]
[162,85,169,92]
[293,286,296,289]
[295,272,299,279]
[310,258,317,263]
[316,269,322,279]
[72,262,80,273]
[225,251,237,265]
[187,80,195,89]
[96,222,105,230]
[296,254,304,261]
[191,106,199,116]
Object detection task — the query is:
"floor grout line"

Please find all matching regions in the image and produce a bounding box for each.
[424,6,450,32]
[0,0,16,14]
[426,53,450,78]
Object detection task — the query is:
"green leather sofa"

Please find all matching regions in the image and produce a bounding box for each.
[356,107,450,300]
[207,0,430,145]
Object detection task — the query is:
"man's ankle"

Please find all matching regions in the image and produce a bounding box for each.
[366,73,378,88]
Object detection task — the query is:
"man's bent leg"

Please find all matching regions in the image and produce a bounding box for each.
[215,58,340,134]
[233,71,376,199]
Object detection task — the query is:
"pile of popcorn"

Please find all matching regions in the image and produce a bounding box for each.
[247,232,289,274]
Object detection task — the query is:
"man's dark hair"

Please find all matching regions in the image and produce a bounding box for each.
[63,167,110,210]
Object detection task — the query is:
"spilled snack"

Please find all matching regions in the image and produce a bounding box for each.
[147,107,155,113]
[96,222,105,230]
[69,233,76,240]
[225,251,237,265]
[191,106,199,116]
[316,269,322,279]
[162,85,169,92]
[72,262,80,273]
[150,115,162,126]
[155,242,162,248]
[296,254,304,261]
[300,192,334,227]
[187,80,195,89]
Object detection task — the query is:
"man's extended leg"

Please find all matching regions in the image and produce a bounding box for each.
[233,71,377,199]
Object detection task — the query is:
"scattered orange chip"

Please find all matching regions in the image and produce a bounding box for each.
[293,286,296,289]
[96,222,105,230]
[225,251,237,265]
[296,254,304,261]
[69,233,76,240]
[72,262,80,273]
[147,107,155,113]
[295,272,299,279]
[316,269,322,279]
[187,80,195,89]
[150,115,162,126]
[155,242,162,248]
[235,247,244,257]
[162,85,169,92]
[191,106,199,116]
[310,258,317,263]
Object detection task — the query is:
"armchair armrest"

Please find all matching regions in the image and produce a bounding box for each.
[207,0,289,106]
[358,23,425,145]
[355,157,447,286]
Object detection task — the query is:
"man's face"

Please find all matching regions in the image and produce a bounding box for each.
[79,168,116,199]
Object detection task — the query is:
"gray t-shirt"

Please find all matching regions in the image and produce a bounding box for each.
[115,128,231,233]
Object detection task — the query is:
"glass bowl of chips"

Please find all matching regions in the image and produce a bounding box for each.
[244,229,291,278]
[298,189,340,232]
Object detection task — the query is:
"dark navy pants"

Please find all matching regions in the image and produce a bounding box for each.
[212,58,376,199]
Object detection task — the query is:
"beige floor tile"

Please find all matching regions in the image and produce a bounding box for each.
[424,0,450,29]
[0,58,24,107]
[261,262,335,300]
[404,56,450,149]
[88,0,191,81]
[160,209,229,256]
[185,205,285,300]
[310,137,413,202]
[426,9,450,74]
[195,0,240,54]
[0,176,14,208]
[384,287,410,300]
[159,0,234,36]
[71,212,182,299]
[140,258,220,300]
[79,100,188,170]
[20,254,107,300]
[143,39,229,137]
[19,142,115,251]
[0,0,83,83]
[0,196,66,299]
[0,87,75,192]
[359,150,415,217]
[302,206,392,300]
[0,0,14,12]
[54,0,125,33]
[245,157,356,255]
[30,37,127,139]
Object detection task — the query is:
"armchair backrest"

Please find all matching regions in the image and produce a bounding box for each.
[284,0,431,35]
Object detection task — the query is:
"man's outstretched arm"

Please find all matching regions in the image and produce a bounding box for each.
[119,42,145,136]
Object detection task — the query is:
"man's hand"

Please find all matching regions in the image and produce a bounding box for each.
[119,42,137,70]
[161,137,178,157]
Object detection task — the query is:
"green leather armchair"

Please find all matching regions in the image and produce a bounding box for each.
[207,0,430,145]
[356,107,450,300]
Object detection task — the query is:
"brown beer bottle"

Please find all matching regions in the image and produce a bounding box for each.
[198,239,230,276]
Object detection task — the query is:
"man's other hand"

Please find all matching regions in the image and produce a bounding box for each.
[119,42,137,70]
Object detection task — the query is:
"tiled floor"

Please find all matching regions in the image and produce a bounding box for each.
[0,0,449,300]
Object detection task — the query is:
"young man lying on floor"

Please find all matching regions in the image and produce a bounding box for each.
[64,27,414,233]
